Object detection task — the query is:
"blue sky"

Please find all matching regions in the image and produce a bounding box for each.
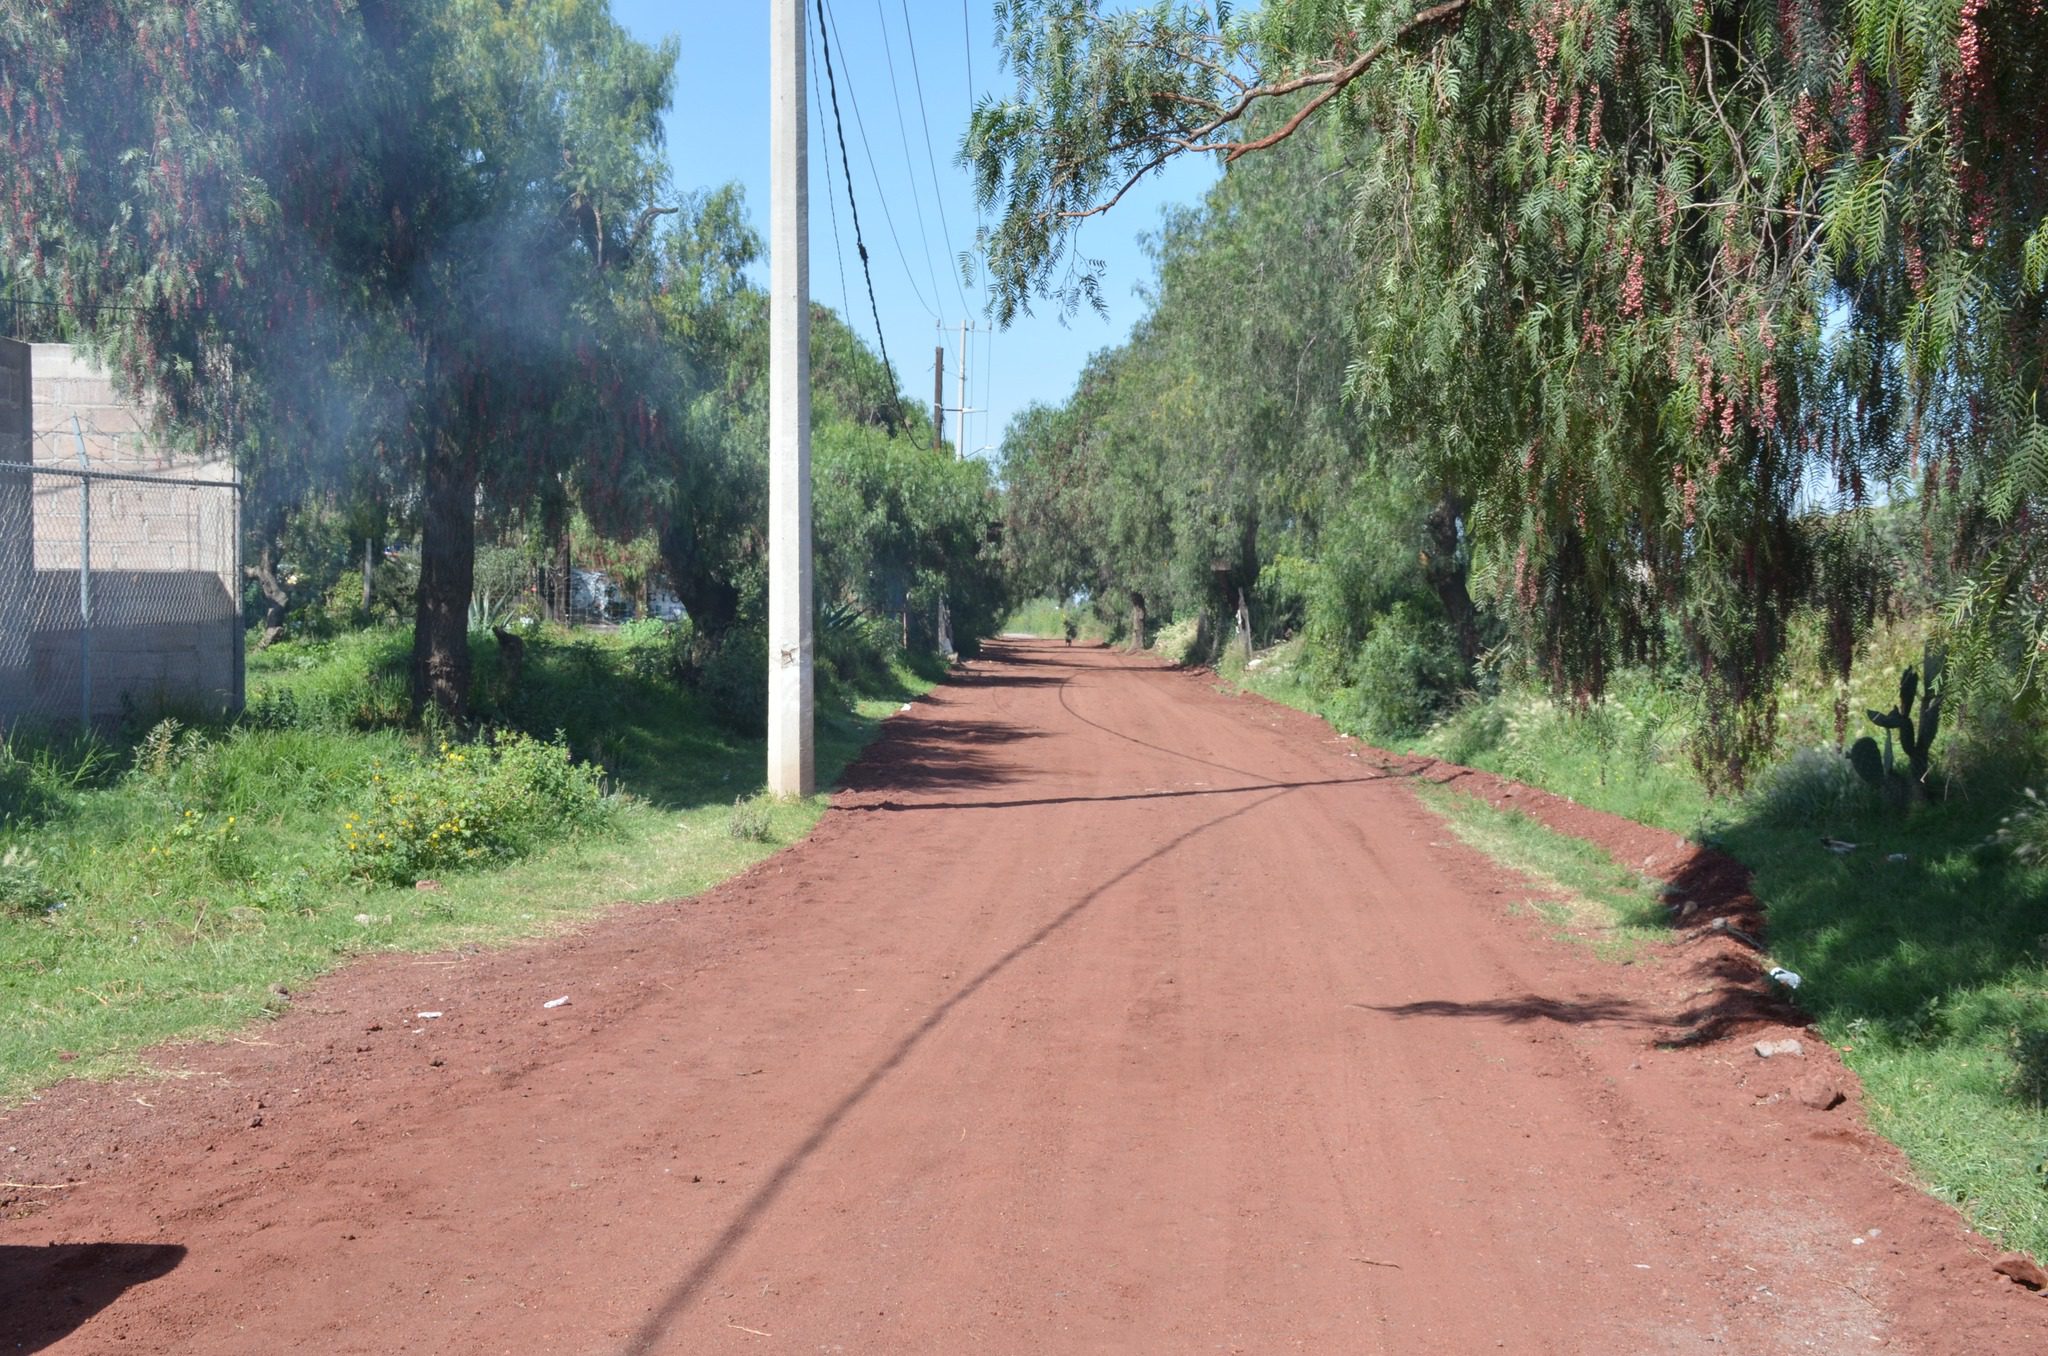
[610,1,1218,460]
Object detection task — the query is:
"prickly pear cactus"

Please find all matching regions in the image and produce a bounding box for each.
[1862,644,1946,803]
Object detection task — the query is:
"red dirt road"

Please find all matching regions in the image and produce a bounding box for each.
[4,639,2046,1354]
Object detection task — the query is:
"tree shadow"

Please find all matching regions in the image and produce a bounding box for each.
[1359,976,1799,1046]
[950,668,1071,689]
[847,772,1394,814]
[1359,994,1645,1026]
[614,788,1294,1355]
[0,1243,186,1352]
[836,717,1041,796]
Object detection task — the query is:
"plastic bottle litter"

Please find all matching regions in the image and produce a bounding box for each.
[1766,967,1802,990]
[416,1011,443,1019]
[543,996,570,1009]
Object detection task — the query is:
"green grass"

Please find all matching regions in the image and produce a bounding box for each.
[1411,780,1669,962]
[1243,654,1708,833]
[1715,793,2048,1258]
[1002,597,1114,644]
[0,623,934,1101]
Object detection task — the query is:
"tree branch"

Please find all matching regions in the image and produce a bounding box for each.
[617,204,679,268]
[1051,0,1473,220]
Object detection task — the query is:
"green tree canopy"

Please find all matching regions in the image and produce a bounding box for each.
[968,0,2048,782]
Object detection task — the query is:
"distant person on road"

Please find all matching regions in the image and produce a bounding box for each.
[1062,615,1077,646]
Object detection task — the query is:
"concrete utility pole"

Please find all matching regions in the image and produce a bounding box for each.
[933,343,945,446]
[767,0,814,797]
[956,321,970,460]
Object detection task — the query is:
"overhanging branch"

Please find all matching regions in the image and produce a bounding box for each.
[1052,0,1473,221]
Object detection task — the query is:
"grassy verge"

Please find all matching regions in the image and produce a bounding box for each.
[0,624,936,1101]
[1234,633,2048,1260]
[1411,781,1669,963]
[1714,793,2048,1258]
[1235,639,1708,832]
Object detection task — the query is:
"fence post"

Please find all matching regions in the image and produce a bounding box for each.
[73,415,91,728]
[232,478,245,711]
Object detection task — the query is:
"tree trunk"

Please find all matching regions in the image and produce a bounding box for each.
[411,433,478,722]
[244,500,292,650]
[655,514,740,638]
[1128,590,1147,651]
[1235,588,1253,663]
[553,505,572,622]
[1423,487,1482,669]
[537,485,570,623]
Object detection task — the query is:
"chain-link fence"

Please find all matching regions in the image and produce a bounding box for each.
[1,344,242,730]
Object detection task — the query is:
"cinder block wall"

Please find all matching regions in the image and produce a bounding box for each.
[1,343,241,726]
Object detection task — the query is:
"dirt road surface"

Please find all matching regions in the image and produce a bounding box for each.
[5,640,2046,1354]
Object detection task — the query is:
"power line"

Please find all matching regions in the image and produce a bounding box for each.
[894,0,972,316]
[820,0,941,320]
[870,0,954,320]
[814,0,901,387]
[961,0,974,107]
[817,0,929,451]
[962,0,985,295]
[806,14,857,339]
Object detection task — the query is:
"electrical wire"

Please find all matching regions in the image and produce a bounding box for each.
[806,14,858,340]
[870,0,954,322]
[894,0,972,317]
[962,0,986,295]
[820,0,940,321]
[814,0,900,390]
[961,0,974,109]
[816,0,927,449]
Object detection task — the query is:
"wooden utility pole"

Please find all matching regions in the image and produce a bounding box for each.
[767,0,814,796]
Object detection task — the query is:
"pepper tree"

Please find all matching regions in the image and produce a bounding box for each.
[966,0,2048,783]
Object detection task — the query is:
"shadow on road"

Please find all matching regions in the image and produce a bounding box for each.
[0,1243,186,1353]
[837,717,1041,795]
[617,787,1293,1355]
[1359,971,1798,1044]
[1360,994,1646,1026]
[850,772,1395,814]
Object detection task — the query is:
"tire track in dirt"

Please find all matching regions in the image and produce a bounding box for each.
[2,639,2045,1354]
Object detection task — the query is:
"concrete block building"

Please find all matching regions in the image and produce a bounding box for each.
[0,338,241,728]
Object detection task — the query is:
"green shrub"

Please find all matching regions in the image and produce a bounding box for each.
[1341,603,1461,740]
[1427,697,1510,766]
[698,627,769,734]
[816,604,895,695]
[727,792,775,843]
[1152,615,1204,665]
[0,743,57,828]
[617,616,689,684]
[1996,787,2048,865]
[342,730,610,886]
[2012,1013,2048,1109]
[143,807,251,883]
[0,844,62,918]
[1747,746,1874,828]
